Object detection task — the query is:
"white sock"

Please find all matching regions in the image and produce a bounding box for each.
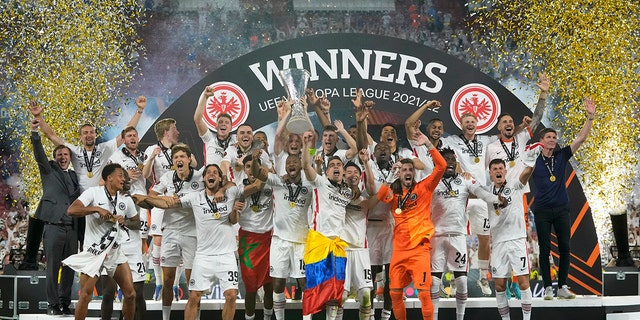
[455,276,468,320]
[381,309,392,320]
[273,292,286,320]
[162,306,171,320]
[496,290,510,320]
[478,260,490,279]
[521,287,532,320]
[246,314,256,320]
[152,245,163,286]
[264,308,273,320]
[326,302,339,320]
[430,275,441,319]
[335,306,344,320]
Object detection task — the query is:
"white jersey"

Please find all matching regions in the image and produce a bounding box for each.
[66,139,118,192]
[309,175,352,238]
[200,130,237,165]
[485,128,532,192]
[238,184,273,234]
[118,196,143,256]
[482,180,527,243]
[431,174,498,235]
[76,186,137,249]
[109,148,147,195]
[364,162,392,222]
[180,187,242,254]
[222,145,272,183]
[314,147,353,174]
[151,168,205,235]
[343,196,368,248]
[266,173,312,243]
[441,134,497,185]
[143,143,173,184]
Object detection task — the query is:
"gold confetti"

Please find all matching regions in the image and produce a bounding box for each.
[0,0,144,205]
[467,0,640,252]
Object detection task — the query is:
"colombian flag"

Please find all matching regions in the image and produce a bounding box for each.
[303,229,347,316]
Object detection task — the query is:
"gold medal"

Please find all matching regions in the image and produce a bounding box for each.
[550,175,556,182]
[474,157,480,163]
[170,165,176,170]
[251,205,259,212]
[213,212,220,219]
[289,201,296,208]
[495,209,500,216]
[87,171,93,178]
[509,160,515,168]
[137,163,144,169]
[395,208,402,214]
[449,190,456,197]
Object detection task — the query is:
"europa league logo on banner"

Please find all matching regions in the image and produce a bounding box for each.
[279,68,313,134]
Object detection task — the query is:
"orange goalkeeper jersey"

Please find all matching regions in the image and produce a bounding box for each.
[378,148,446,251]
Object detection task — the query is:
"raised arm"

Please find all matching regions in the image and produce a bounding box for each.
[334,119,357,159]
[359,149,377,196]
[251,149,270,182]
[274,98,292,156]
[528,72,550,132]
[570,97,596,153]
[301,133,317,182]
[307,88,331,127]
[194,86,214,136]
[30,119,53,174]
[352,90,374,150]
[116,96,146,146]
[28,101,65,147]
[405,100,440,138]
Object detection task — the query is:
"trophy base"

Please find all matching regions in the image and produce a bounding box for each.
[286,117,313,135]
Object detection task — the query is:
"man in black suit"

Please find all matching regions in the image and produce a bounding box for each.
[30,119,80,316]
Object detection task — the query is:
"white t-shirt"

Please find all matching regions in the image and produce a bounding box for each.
[143,143,173,184]
[66,139,118,192]
[109,148,147,195]
[309,175,352,238]
[485,129,532,192]
[238,184,274,234]
[482,180,527,243]
[343,196,368,248]
[441,134,497,185]
[266,173,312,243]
[180,187,242,254]
[200,130,237,165]
[431,174,498,235]
[76,186,137,249]
[222,145,272,183]
[151,168,205,235]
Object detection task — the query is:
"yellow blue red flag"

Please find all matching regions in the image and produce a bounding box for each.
[302,229,347,316]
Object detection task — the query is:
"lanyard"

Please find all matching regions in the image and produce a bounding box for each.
[397,183,415,211]
[205,194,219,213]
[459,134,479,159]
[172,168,194,195]
[104,187,118,215]
[83,148,97,173]
[500,139,517,161]
[442,176,456,196]
[122,147,145,167]
[286,181,303,203]
[158,141,173,168]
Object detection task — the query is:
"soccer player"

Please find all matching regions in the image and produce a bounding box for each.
[482,143,542,320]
[377,131,445,320]
[195,85,237,165]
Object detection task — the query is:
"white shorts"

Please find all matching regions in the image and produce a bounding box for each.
[149,207,164,236]
[125,250,147,283]
[160,231,196,268]
[430,234,468,273]
[270,236,306,279]
[344,248,373,293]
[467,199,490,236]
[490,238,529,278]
[102,245,130,278]
[367,220,394,265]
[189,252,239,293]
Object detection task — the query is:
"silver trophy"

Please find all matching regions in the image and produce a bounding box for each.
[279,68,312,134]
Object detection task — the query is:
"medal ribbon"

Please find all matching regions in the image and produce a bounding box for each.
[104,187,118,215]
[122,147,144,166]
[397,183,415,211]
[158,141,173,168]
[83,148,97,173]
[543,154,555,178]
[459,134,479,159]
[172,168,194,195]
[286,181,303,204]
[442,176,456,194]
[205,194,219,213]
[500,139,517,161]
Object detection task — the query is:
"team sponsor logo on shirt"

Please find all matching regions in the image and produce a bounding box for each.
[329,193,351,207]
[202,81,250,132]
[450,83,501,134]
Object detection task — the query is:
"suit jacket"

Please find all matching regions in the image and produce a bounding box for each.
[31,131,80,224]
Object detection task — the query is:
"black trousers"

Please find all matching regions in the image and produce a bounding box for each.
[43,224,78,307]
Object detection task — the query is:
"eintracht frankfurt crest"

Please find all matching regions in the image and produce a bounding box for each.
[203,81,250,132]
[450,83,501,134]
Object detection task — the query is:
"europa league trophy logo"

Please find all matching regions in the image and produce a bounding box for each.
[279,68,312,134]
